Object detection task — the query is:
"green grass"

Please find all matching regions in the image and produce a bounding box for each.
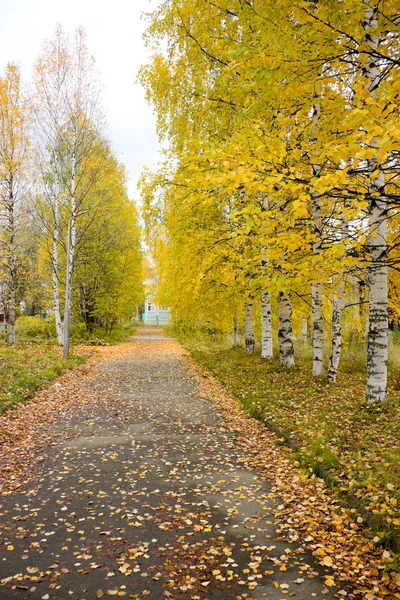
[73,321,138,345]
[0,318,137,414]
[180,334,400,551]
[0,343,85,414]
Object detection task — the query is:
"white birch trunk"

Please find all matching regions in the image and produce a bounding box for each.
[302,316,308,344]
[327,289,345,383]
[311,189,325,376]
[364,4,388,403]
[327,212,349,382]
[244,299,255,355]
[261,291,273,358]
[52,189,63,345]
[232,311,239,348]
[260,194,273,358]
[312,281,324,376]
[278,292,294,367]
[63,146,77,358]
[310,97,325,377]
[366,177,388,403]
[5,188,17,346]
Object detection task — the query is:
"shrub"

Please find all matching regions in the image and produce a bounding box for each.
[16,316,56,341]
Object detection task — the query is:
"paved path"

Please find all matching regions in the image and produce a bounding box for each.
[0,329,337,599]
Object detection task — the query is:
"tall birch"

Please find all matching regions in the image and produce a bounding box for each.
[327,212,349,383]
[34,26,104,356]
[278,292,295,367]
[244,297,255,354]
[260,195,273,359]
[310,100,325,377]
[33,26,69,345]
[364,4,388,404]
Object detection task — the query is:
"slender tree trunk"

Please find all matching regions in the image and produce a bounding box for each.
[312,281,324,376]
[244,299,255,355]
[5,188,16,346]
[327,211,349,382]
[302,316,308,344]
[364,4,388,404]
[261,291,273,358]
[63,148,77,359]
[366,186,388,403]
[260,195,273,359]
[5,285,16,346]
[52,193,63,345]
[232,311,239,348]
[311,189,325,376]
[278,292,294,367]
[327,289,345,382]
[310,97,325,377]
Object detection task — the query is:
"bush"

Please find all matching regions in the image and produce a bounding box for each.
[16,316,56,341]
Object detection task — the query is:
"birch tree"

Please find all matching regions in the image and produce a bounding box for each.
[33,26,105,356]
[363,4,388,404]
[278,292,295,368]
[33,25,70,345]
[0,64,30,345]
[244,297,255,355]
[261,196,273,359]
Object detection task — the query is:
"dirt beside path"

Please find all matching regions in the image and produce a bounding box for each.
[0,329,375,599]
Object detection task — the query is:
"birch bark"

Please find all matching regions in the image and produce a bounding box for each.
[327,213,349,382]
[244,298,255,354]
[52,182,63,345]
[232,311,239,348]
[364,4,388,404]
[261,291,273,358]
[302,316,308,344]
[5,193,16,346]
[278,292,295,367]
[310,99,325,376]
[260,195,273,358]
[327,289,345,382]
[63,145,77,358]
[311,189,325,376]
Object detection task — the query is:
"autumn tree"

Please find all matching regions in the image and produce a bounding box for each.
[0,64,30,345]
[33,25,106,355]
[139,0,399,402]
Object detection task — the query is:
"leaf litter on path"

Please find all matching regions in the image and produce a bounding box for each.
[0,330,397,599]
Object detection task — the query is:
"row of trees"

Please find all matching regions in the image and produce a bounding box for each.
[139,0,399,403]
[0,27,143,352]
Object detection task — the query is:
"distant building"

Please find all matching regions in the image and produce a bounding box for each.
[142,279,171,325]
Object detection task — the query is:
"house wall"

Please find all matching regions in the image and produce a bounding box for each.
[142,309,171,325]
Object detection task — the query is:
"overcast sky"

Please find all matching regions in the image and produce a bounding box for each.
[0,0,162,200]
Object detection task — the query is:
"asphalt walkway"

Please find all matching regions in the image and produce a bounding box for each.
[0,329,337,599]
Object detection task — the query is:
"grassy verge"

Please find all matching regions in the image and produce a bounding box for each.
[0,319,138,415]
[181,334,400,553]
[0,344,85,414]
[74,321,138,345]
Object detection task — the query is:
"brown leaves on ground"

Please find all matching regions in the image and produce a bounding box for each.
[187,357,400,599]
[1,333,399,599]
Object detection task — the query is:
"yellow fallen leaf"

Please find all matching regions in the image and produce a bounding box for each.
[325,576,336,587]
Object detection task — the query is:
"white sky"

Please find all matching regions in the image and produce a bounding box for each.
[0,0,162,201]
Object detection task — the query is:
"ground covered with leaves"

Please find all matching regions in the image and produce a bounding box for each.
[185,340,400,557]
[0,343,85,414]
[0,330,399,599]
